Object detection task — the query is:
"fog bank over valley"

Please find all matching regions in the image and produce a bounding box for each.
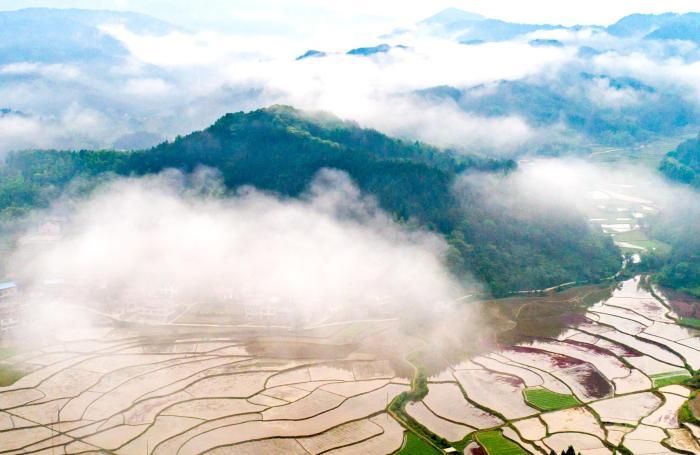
[2,4,700,454]
[9,168,472,329]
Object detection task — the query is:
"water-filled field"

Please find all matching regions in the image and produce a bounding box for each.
[1,276,699,454]
[428,276,700,454]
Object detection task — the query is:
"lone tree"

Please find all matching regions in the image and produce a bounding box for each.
[549,447,580,455]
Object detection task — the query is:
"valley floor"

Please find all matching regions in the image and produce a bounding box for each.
[1,276,699,454]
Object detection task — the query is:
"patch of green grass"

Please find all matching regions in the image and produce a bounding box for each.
[397,431,441,455]
[523,387,581,411]
[0,365,24,387]
[651,371,691,388]
[679,318,700,329]
[475,430,527,455]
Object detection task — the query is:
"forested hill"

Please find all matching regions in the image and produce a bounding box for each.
[660,133,700,188]
[652,133,700,296]
[0,105,620,295]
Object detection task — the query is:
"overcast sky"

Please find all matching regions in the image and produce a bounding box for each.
[2,0,700,155]
[3,0,700,34]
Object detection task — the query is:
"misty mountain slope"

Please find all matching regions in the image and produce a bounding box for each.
[94,105,509,231]
[419,7,486,29]
[627,135,700,297]
[419,73,697,148]
[0,8,177,64]
[653,214,700,297]
[607,13,680,37]
[660,133,700,187]
[419,8,700,45]
[416,7,563,42]
[0,106,619,295]
[608,12,700,43]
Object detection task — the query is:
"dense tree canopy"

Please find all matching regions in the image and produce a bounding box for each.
[644,211,700,297]
[654,134,700,296]
[660,133,700,188]
[0,105,620,295]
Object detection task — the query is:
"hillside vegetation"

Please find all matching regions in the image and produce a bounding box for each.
[660,133,700,188]
[420,74,696,150]
[0,105,620,295]
[652,134,700,296]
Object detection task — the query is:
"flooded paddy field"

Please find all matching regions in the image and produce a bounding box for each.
[0,319,417,454]
[2,276,699,454]
[415,276,700,454]
[584,176,670,257]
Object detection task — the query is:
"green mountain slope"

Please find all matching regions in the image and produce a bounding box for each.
[652,134,700,296]
[0,105,620,295]
[660,133,700,188]
[419,74,696,150]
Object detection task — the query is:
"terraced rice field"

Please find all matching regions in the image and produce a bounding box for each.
[680,317,700,329]
[2,275,700,454]
[397,432,441,454]
[0,321,412,454]
[423,276,700,454]
[522,387,581,411]
[475,430,527,455]
[651,371,692,388]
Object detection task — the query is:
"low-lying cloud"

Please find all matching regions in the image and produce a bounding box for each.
[0,105,113,152]
[457,156,699,224]
[11,168,467,324]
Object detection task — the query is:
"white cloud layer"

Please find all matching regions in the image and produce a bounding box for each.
[88,28,577,153]
[12,169,466,322]
[2,4,700,155]
[0,105,113,152]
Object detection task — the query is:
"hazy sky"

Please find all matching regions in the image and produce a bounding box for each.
[3,0,700,33]
[3,0,700,153]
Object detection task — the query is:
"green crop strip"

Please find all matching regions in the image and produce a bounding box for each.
[651,371,691,388]
[523,387,581,411]
[396,431,442,455]
[475,430,527,455]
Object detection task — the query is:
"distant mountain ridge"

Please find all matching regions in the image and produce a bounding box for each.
[416,72,696,149]
[608,12,700,43]
[420,7,486,26]
[411,7,566,42]
[6,7,178,34]
[0,8,178,64]
[297,8,700,65]
[296,49,326,60]
[412,7,700,44]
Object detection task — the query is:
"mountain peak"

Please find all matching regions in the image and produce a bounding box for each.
[347,43,392,56]
[421,7,486,26]
[295,49,327,60]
